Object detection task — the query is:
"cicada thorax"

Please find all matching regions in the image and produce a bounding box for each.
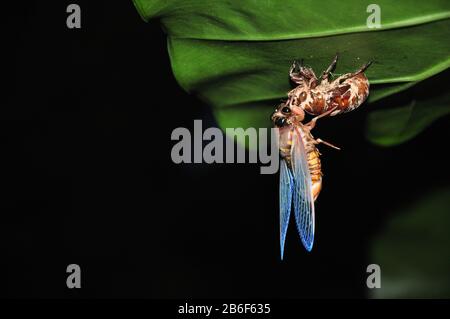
[278,126,294,168]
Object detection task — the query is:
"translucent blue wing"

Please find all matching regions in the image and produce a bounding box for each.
[291,128,315,252]
[279,158,294,260]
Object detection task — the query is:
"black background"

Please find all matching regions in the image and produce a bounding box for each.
[3,0,449,298]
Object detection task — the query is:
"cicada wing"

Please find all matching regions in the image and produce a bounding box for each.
[279,158,294,260]
[291,128,315,252]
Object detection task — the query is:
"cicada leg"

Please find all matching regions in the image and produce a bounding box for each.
[289,60,304,84]
[315,138,341,150]
[335,61,373,83]
[321,54,339,82]
[290,60,318,87]
[305,106,338,130]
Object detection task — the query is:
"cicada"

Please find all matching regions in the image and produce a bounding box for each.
[271,54,371,258]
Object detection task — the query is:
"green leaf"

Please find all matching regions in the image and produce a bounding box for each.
[370,188,450,298]
[168,19,450,107]
[134,0,450,40]
[366,69,450,146]
[368,82,419,103]
[133,0,450,144]
[365,94,450,146]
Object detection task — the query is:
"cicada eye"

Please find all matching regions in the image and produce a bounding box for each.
[281,106,291,114]
[274,117,287,127]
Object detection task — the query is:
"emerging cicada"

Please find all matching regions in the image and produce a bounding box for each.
[271,54,371,258]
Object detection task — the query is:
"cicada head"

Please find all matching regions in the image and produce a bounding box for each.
[271,101,305,128]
